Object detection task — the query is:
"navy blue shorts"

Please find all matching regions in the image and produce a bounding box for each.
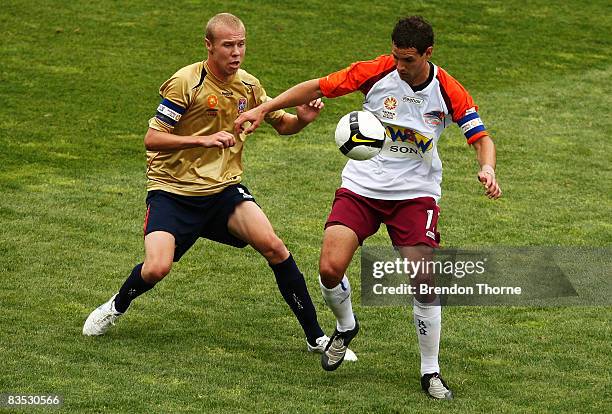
[143,185,256,261]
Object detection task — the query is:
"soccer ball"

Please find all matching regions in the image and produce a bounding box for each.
[335,111,386,160]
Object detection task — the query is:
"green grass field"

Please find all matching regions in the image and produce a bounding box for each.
[1,0,611,412]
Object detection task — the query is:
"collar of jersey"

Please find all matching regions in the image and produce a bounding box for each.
[410,61,435,92]
[204,60,237,85]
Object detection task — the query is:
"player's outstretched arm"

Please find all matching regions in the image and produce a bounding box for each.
[472,136,502,199]
[235,79,323,135]
[272,99,324,135]
[144,128,236,151]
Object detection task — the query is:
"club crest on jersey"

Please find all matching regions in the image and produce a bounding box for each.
[207,94,218,108]
[385,125,433,154]
[237,98,247,114]
[384,96,398,110]
[424,111,445,126]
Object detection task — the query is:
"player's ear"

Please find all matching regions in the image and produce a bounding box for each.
[205,37,213,53]
[423,46,433,59]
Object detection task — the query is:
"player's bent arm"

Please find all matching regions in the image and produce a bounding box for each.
[272,113,309,136]
[271,98,324,136]
[144,128,235,151]
[235,79,323,134]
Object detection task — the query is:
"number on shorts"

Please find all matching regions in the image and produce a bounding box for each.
[425,209,434,230]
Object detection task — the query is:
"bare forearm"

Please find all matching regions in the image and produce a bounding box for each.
[261,79,323,113]
[473,135,496,170]
[473,135,502,199]
[144,128,203,151]
[235,80,324,135]
[144,128,235,151]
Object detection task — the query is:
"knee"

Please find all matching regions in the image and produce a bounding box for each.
[410,271,435,304]
[142,260,172,283]
[258,234,289,264]
[319,259,345,288]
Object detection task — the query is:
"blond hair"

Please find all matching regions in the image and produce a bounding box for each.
[205,13,245,41]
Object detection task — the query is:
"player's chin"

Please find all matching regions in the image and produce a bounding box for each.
[398,73,413,83]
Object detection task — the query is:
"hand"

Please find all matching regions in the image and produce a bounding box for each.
[295,98,324,124]
[235,107,266,135]
[478,166,502,199]
[200,131,236,148]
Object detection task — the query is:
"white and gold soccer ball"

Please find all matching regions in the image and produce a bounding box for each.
[334,111,386,160]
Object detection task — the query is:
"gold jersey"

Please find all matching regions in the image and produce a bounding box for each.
[147,61,286,196]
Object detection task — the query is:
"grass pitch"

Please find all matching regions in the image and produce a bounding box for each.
[0,1,610,413]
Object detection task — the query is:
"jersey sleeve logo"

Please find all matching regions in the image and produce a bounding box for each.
[155,98,186,127]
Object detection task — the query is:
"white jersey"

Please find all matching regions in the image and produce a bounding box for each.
[319,55,488,201]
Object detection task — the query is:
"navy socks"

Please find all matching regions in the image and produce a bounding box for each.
[270,254,324,344]
[112,256,324,346]
[113,263,154,313]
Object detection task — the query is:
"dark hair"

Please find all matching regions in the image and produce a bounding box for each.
[391,16,434,54]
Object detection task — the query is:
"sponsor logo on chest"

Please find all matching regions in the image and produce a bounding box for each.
[402,96,424,105]
[385,124,434,154]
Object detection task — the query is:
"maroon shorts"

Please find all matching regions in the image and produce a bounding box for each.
[325,188,440,247]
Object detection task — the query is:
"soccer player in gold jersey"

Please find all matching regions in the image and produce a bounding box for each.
[83,13,337,354]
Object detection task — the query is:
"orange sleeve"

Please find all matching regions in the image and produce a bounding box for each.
[319,55,396,98]
[436,68,478,122]
[437,68,488,144]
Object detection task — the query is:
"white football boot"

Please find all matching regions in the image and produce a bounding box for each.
[421,373,453,400]
[82,294,123,336]
[307,335,358,361]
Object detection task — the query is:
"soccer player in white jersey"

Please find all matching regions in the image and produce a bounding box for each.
[235,16,502,399]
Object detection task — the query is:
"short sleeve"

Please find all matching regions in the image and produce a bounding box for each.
[319,55,396,98]
[437,68,488,144]
[148,75,191,133]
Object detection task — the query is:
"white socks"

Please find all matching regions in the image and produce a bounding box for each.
[413,297,441,375]
[319,275,441,373]
[319,275,356,332]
